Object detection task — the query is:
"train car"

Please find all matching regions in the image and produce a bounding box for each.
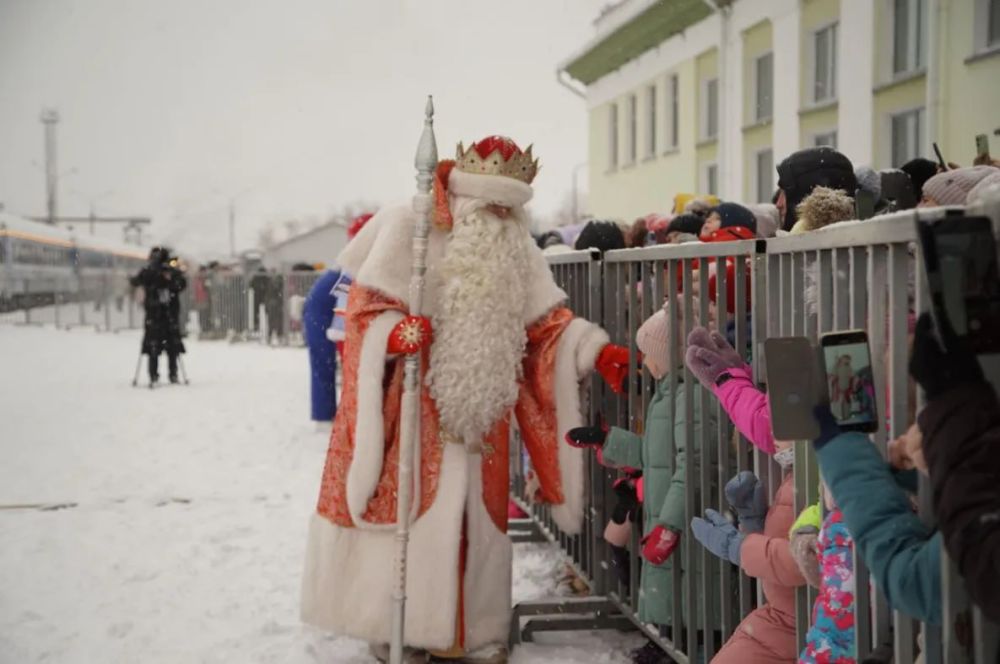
[0,212,148,312]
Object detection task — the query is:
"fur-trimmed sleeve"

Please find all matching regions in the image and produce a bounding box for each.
[515,307,608,535]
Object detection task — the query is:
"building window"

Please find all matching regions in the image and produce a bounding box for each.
[755,149,774,203]
[625,94,638,165]
[754,52,774,122]
[703,78,719,140]
[991,0,1000,47]
[704,163,719,195]
[813,23,838,103]
[646,85,657,158]
[666,73,679,150]
[891,108,925,167]
[608,103,618,170]
[893,0,926,75]
[813,131,838,149]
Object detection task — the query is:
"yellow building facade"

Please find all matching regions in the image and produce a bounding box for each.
[560,0,1000,220]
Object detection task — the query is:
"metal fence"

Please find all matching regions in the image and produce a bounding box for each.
[0,269,323,346]
[512,207,1000,664]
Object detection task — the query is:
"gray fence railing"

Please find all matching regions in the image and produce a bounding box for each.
[512,207,1000,664]
[1,269,324,346]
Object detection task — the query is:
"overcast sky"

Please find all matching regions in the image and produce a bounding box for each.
[0,0,606,255]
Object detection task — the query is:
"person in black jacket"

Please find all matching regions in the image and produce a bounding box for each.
[130,247,187,384]
[910,312,1000,623]
[774,147,858,231]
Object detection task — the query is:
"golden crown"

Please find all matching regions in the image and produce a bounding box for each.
[455,135,539,185]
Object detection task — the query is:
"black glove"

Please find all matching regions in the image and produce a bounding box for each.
[611,477,640,524]
[909,313,984,399]
[565,424,608,449]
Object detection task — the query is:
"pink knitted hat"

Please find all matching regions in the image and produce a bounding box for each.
[923,166,998,205]
[636,309,669,379]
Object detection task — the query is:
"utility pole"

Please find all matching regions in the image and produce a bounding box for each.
[228,198,236,257]
[39,108,60,225]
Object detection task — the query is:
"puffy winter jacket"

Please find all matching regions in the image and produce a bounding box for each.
[919,382,1000,623]
[799,509,856,663]
[602,379,720,626]
[816,432,942,625]
[712,364,776,454]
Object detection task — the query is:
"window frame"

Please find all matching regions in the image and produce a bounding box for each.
[625,93,638,166]
[754,147,775,204]
[811,21,839,104]
[607,102,619,171]
[812,130,839,149]
[664,73,680,153]
[703,162,719,196]
[753,51,774,123]
[892,0,927,76]
[646,84,658,159]
[701,77,719,141]
[973,0,1000,53]
[889,106,926,167]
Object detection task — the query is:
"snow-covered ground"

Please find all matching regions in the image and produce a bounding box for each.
[0,325,638,663]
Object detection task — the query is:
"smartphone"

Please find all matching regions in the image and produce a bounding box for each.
[933,142,947,170]
[764,337,824,441]
[855,188,876,220]
[976,134,990,159]
[916,215,1000,354]
[820,330,879,433]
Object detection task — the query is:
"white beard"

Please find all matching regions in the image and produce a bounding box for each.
[426,198,531,447]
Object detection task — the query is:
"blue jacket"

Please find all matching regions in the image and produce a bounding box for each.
[815,431,942,625]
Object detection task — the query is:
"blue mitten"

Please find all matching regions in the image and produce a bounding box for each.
[724,471,767,534]
[811,404,842,450]
[690,509,744,565]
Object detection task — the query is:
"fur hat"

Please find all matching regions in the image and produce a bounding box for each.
[901,158,938,197]
[666,213,705,236]
[574,220,626,253]
[711,202,757,234]
[776,147,857,230]
[923,166,999,205]
[789,187,855,234]
[747,203,781,238]
[966,170,1000,205]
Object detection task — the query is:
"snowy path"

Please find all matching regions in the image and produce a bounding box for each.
[0,326,637,663]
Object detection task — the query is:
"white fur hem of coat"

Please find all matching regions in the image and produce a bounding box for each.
[345,310,404,526]
[301,444,512,653]
[549,318,608,535]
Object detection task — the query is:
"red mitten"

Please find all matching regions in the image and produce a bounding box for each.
[387,315,433,355]
[595,344,631,393]
[641,525,680,565]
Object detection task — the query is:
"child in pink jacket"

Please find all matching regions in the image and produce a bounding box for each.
[685,327,807,663]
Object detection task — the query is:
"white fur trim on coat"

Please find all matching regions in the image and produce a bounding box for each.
[302,444,467,651]
[548,318,608,534]
[449,169,533,208]
[345,310,404,527]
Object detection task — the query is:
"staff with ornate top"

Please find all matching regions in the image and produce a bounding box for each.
[390,96,438,664]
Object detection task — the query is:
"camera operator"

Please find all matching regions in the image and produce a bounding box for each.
[130,247,187,385]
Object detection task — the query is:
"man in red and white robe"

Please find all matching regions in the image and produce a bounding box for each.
[301,136,628,662]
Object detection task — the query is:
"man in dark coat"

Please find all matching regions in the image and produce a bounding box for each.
[130,247,187,384]
[910,313,1000,623]
[775,147,858,231]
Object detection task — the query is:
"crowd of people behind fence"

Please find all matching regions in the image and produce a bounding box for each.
[540,146,999,664]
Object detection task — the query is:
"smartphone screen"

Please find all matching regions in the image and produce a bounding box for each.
[821,331,878,432]
[918,216,1000,354]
